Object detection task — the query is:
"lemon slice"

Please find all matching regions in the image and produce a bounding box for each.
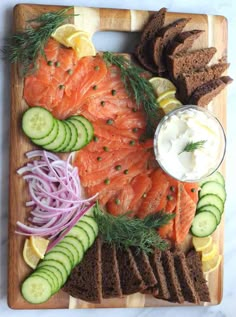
[149,77,176,97]
[159,98,182,114]
[23,239,40,269]
[73,37,96,59]
[30,236,49,259]
[51,24,79,47]
[202,243,218,262]
[192,236,213,252]
[157,89,176,103]
[66,30,92,47]
[202,254,222,274]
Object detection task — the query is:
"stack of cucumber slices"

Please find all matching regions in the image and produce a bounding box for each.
[22,107,94,152]
[191,171,226,238]
[21,212,98,304]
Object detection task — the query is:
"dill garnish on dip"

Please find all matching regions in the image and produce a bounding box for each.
[154,106,226,182]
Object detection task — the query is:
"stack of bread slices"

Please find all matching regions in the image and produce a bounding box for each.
[135,8,232,106]
[63,238,210,305]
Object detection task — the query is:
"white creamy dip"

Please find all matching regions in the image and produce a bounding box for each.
[154,107,225,182]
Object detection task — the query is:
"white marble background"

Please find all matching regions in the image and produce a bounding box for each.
[0,0,236,315]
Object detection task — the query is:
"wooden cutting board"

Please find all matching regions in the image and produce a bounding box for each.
[8,4,228,309]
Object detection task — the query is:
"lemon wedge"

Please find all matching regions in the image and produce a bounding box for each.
[202,243,218,262]
[157,89,176,103]
[23,239,41,269]
[192,236,213,252]
[202,254,222,274]
[66,30,91,46]
[73,37,96,59]
[51,24,79,47]
[159,97,182,114]
[30,236,49,259]
[149,77,176,97]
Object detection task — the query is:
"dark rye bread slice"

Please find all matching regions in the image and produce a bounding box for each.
[135,8,166,73]
[186,250,210,302]
[144,249,170,300]
[152,18,191,73]
[116,247,145,295]
[166,30,204,56]
[167,47,217,80]
[173,249,200,304]
[189,75,233,106]
[178,63,229,103]
[161,250,184,303]
[101,242,122,298]
[130,247,157,289]
[63,238,102,303]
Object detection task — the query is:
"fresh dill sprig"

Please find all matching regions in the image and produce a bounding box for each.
[102,52,162,138]
[179,140,206,155]
[93,202,175,254]
[2,7,78,76]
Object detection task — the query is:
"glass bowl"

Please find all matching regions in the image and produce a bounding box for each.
[153,105,226,182]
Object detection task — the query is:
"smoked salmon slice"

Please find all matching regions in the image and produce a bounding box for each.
[107,184,135,216]
[174,183,197,244]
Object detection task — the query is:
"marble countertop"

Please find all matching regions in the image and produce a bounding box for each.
[1,0,236,316]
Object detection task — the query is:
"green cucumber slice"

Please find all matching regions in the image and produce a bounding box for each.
[31,270,57,294]
[43,251,72,275]
[199,171,225,187]
[58,241,79,268]
[56,121,71,152]
[35,265,62,290]
[62,120,78,152]
[51,245,75,269]
[62,236,84,264]
[197,205,221,225]
[22,107,54,139]
[75,221,95,247]
[43,120,66,151]
[191,211,218,237]
[67,118,88,151]
[37,259,67,284]
[32,119,59,146]
[21,275,52,304]
[199,181,226,202]
[82,215,98,236]
[66,226,89,251]
[70,116,94,142]
[197,194,224,214]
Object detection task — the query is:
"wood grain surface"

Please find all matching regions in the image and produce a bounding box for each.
[8,4,228,309]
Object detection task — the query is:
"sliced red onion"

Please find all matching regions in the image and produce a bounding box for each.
[16,150,97,246]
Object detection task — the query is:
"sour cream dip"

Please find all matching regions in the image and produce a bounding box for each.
[154,106,226,182]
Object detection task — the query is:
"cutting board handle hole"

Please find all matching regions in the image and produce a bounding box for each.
[92,31,140,53]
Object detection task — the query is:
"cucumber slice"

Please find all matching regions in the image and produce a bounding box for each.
[197,194,224,214]
[51,245,75,269]
[62,236,84,264]
[22,107,54,139]
[44,251,72,275]
[86,205,96,217]
[32,119,59,146]
[34,267,60,293]
[191,211,218,237]
[200,171,225,187]
[36,265,62,290]
[58,241,79,268]
[200,181,226,202]
[62,120,78,152]
[67,118,88,151]
[37,259,67,284]
[81,215,98,237]
[56,121,71,152]
[21,276,52,304]
[66,226,89,251]
[31,270,57,294]
[75,221,95,247]
[71,116,94,142]
[197,205,221,225]
[43,120,66,151]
